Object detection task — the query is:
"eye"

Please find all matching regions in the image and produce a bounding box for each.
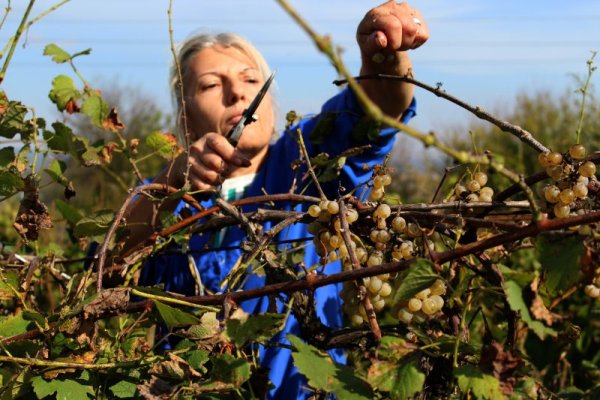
[245,77,259,84]
[200,82,220,92]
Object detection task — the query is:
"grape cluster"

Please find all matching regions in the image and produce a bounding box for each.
[449,171,494,203]
[539,144,597,218]
[396,279,447,324]
[369,170,393,201]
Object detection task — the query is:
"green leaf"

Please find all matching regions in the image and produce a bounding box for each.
[536,235,583,295]
[55,199,83,225]
[49,75,80,111]
[210,353,251,387]
[44,159,69,185]
[288,334,373,399]
[308,112,337,144]
[225,313,284,346]
[81,93,110,127]
[22,310,49,330]
[0,312,33,337]
[504,280,556,340]
[109,380,138,398]
[73,209,114,238]
[0,270,19,300]
[393,258,438,302]
[31,374,94,400]
[153,300,200,329]
[185,312,220,339]
[43,43,72,63]
[368,358,425,400]
[0,170,24,196]
[146,131,179,159]
[0,146,15,167]
[0,99,29,139]
[185,349,210,372]
[377,336,416,362]
[455,365,504,400]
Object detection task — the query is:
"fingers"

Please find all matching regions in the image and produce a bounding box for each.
[357,1,429,56]
[187,133,251,191]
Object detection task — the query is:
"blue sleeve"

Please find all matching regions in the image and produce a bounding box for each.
[284,87,417,198]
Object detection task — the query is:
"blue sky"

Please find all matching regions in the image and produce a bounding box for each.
[3,0,600,140]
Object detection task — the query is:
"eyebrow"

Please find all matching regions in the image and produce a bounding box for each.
[196,67,259,79]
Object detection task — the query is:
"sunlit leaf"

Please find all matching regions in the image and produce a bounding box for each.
[455,365,504,400]
[146,131,181,159]
[43,43,72,63]
[49,75,80,111]
[225,313,284,346]
[153,300,200,329]
[504,280,557,340]
[31,372,94,400]
[368,357,425,400]
[288,334,373,399]
[81,93,110,127]
[73,209,114,238]
[393,258,438,302]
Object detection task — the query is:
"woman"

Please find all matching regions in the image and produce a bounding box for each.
[124,2,428,398]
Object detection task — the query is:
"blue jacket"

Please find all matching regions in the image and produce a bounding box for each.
[140,87,416,399]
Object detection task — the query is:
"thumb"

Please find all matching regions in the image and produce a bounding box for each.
[361,30,388,56]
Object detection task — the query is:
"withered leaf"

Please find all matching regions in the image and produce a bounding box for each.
[479,341,522,395]
[529,276,560,326]
[13,175,52,242]
[138,376,175,400]
[65,99,80,114]
[149,353,203,380]
[83,288,131,319]
[102,107,125,131]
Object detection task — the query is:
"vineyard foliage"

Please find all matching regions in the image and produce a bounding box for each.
[1,1,600,400]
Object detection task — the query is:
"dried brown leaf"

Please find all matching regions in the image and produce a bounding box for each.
[83,288,131,319]
[479,341,522,395]
[102,107,125,131]
[529,276,560,326]
[13,175,52,242]
[138,376,175,400]
[150,353,203,380]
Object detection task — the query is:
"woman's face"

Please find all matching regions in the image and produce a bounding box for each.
[183,45,275,158]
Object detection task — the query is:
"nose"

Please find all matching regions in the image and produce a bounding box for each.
[225,80,247,106]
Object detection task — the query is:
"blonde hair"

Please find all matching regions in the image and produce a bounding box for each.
[170,32,273,136]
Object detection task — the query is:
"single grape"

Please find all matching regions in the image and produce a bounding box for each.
[479,193,493,202]
[367,252,383,267]
[474,171,488,186]
[569,144,586,160]
[379,282,392,297]
[584,284,600,299]
[346,208,359,224]
[454,185,467,197]
[467,180,481,193]
[356,247,368,263]
[414,288,431,300]
[554,203,571,218]
[327,201,340,215]
[480,186,494,197]
[430,279,447,296]
[373,175,385,189]
[558,189,575,205]
[377,218,387,230]
[406,223,421,238]
[579,161,597,178]
[543,185,560,203]
[370,229,380,243]
[397,308,413,323]
[407,298,422,312]
[308,205,321,218]
[546,165,563,181]
[400,242,414,259]
[377,230,391,243]
[421,298,438,315]
[376,204,391,219]
[391,216,407,233]
[466,193,479,202]
[370,188,384,201]
[373,298,386,312]
[368,276,383,294]
[382,174,392,186]
[546,151,563,166]
[351,314,364,326]
[328,251,339,262]
[577,175,589,186]
[430,294,444,311]
[573,182,588,198]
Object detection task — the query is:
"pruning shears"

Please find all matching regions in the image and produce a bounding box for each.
[226,72,275,147]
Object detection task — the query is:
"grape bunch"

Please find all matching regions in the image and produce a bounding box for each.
[449,171,494,203]
[396,279,447,324]
[539,144,597,219]
[369,169,393,201]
